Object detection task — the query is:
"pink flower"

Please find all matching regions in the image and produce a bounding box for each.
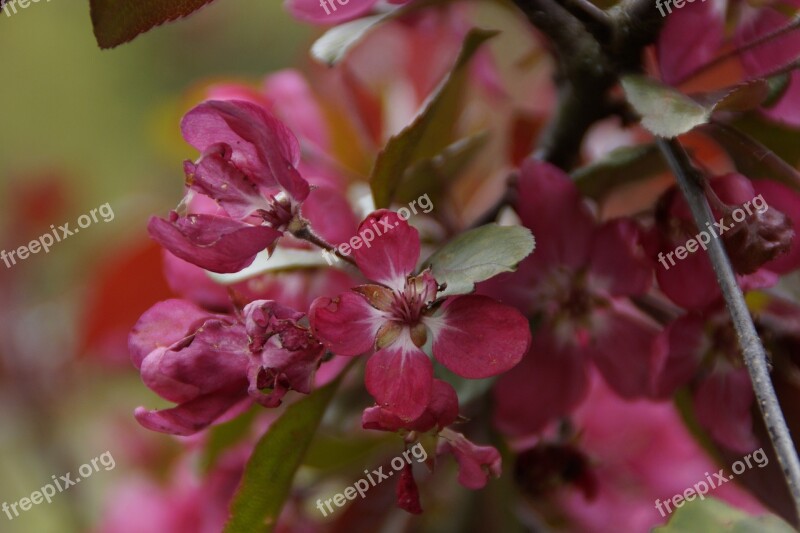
[487,160,658,436]
[130,299,325,435]
[148,100,311,274]
[652,306,759,452]
[309,210,531,421]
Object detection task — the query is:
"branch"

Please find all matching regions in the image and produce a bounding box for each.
[657,137,800,521]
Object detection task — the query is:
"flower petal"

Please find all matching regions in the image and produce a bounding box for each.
[440,432,502,489]
[309,291,386,356]
[185,149,269,219]
[362,378,458,432]
[134,394,251,436]
[493,330,590,436]
[181,100,309,200]
[694,367,758,453]
[128,299,211,369]
[516,159,595,271]
[430,295,530,379]
[587,219,652,297]
[585,301,660,399]
[148,213,281,274]
[365,334,433,421]
[352,210,420,291]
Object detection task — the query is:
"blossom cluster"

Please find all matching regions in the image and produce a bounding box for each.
[113,0,800,530]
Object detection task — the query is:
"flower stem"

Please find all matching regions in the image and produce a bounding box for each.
[291,222,357,267]
[657,137,800,519]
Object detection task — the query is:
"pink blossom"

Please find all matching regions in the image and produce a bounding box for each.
[488,160,658,436]
[310,211,531,421]
[149,100,311,273]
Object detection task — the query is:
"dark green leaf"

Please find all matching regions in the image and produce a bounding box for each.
[370,29,498,208]
[425,224,535,296]
[90,0,218,49]
[223,379,342,533]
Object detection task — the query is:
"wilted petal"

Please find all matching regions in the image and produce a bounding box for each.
[309,292,387,356]
[352,210,420,291]
[243,300,325,407]
[148,213,281,274]
[753,180,800,274]
[129,299,211,369]
[430,295,530,379]
[365,334,433,421]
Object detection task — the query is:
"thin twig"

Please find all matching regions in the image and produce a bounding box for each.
[676,15,800,85]
[657,137,800,520]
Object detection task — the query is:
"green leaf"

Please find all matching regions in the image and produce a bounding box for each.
[621,75,712,138]
[424,224,535,296]
[201,405,259,473]
[395,131,490,205]
[223,379,342,533]
[370,29,498,208]
[572,144,667,200]
[311,14,389,66]
[90,0,218,49]
[653,497,794,532]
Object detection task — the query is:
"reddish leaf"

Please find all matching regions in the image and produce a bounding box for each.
[90,0,219,49]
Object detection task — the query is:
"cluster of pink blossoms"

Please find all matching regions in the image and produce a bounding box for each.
[118,0,800,529]
[133,94,533,509]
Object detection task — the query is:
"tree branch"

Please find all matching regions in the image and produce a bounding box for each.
[657,137,800,521]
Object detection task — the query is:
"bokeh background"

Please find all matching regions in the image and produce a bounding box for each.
[0,2,313,530]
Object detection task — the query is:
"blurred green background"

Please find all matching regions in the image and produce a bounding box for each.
[0,2,313,531]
